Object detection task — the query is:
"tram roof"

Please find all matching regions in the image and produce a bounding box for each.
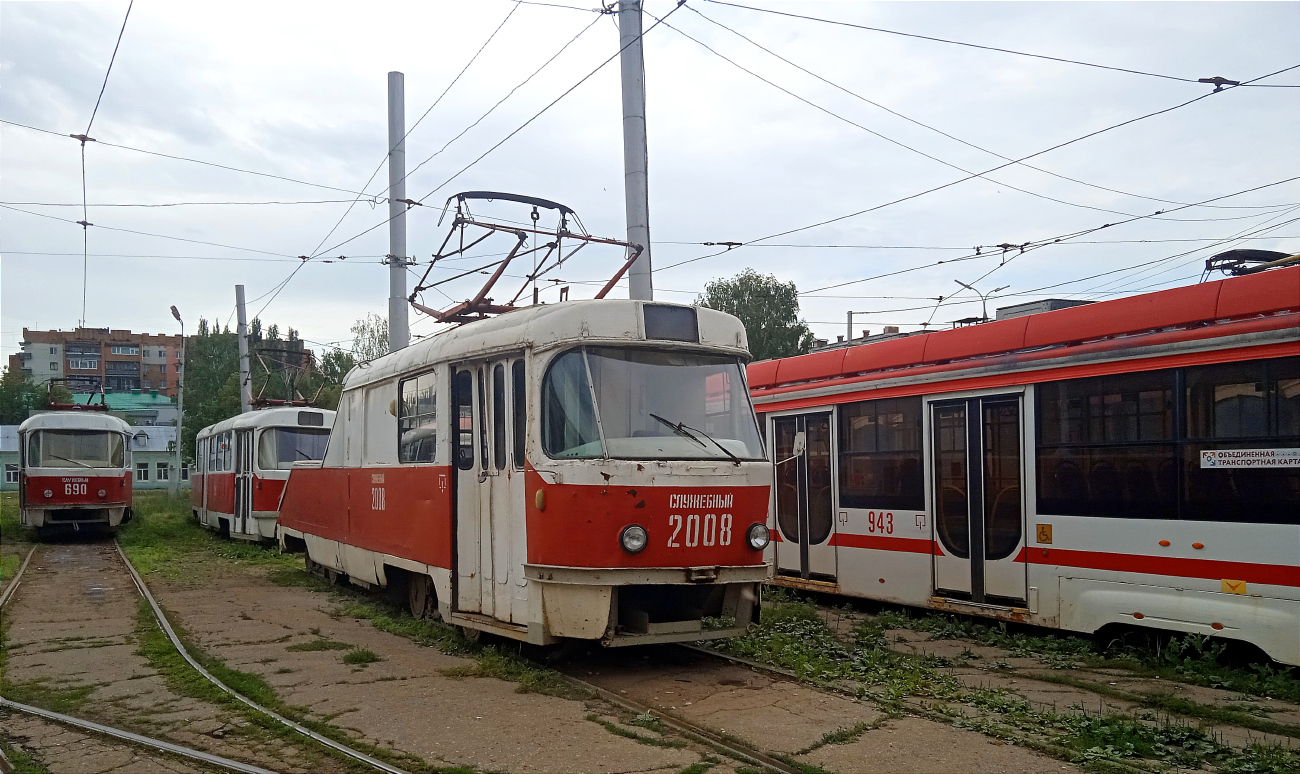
[19,412,133,434]
[750,265,1300,393]
[342,299,749,392]
[196,407,335,439]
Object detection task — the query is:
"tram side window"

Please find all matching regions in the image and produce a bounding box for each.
[512,360,526,468]
[454,370,475,470]
[838,397,924,511]
[1183,356,1300,524]
[398,370,437,463]
[1036,370,1177,519]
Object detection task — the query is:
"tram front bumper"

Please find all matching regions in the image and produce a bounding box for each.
[525,564,769,645]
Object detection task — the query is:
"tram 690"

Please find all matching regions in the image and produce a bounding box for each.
[18,411,134,535]
[750,265,1300,665]
[192,407,334,541]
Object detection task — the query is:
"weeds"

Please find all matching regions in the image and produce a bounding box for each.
[286,638,353,652]
[0,735,51,774]
[343,648,382,666]
[586,713,687,749]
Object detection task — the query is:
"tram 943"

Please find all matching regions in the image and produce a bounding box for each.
[277,300,773,646]
[18,412,134,535]
[750,265,1300,665]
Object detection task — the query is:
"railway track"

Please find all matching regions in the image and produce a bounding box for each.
[0,541,414,774]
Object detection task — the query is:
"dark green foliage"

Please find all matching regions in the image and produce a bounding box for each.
[341,648,382,666]
[0,367,70,424]
[697,269,815,361]
[181,316,352,461]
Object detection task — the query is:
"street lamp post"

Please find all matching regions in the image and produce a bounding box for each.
[954,280,1009,323]
[170,305,184,498]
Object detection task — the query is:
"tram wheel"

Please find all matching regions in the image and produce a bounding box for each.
[459,625,483,644]
[407,574,438,620]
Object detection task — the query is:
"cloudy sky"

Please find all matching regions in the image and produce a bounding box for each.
[3,1,1297,357]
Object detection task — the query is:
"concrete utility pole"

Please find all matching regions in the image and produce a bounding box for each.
[618,1,653,301]
[235,285,252,414]
[846,310,854,343]
[387,71,410,352]
[169,305,184,498]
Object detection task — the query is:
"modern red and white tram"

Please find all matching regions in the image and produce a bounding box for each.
[18,411,134,534]
[750,266,1300,665]
[192,407,334,541]
[277,300,772,646]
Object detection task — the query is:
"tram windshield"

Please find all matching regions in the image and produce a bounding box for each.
[27,430,124,469]
[543,347,764,460]
[258,427,331,470]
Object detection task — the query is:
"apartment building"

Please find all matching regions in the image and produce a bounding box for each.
[9,328,184,397]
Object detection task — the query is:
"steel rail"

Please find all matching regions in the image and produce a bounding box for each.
[553,672,801,774]
[110,541,414,774]
[0,697,276,774]
[0,546,35,610]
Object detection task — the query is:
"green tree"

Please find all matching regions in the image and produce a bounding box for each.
[697,269,815,361]
[350,313,389,362]
[0,367,46,423]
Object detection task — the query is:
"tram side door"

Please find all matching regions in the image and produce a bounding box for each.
[486,357,527,624]
[930,394,1027,605]
[772,412,837,582]
[234,429,254,536]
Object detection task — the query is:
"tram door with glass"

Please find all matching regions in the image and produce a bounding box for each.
[771,411,837,582]
[928,390,1028,606]
[452,356,529,624]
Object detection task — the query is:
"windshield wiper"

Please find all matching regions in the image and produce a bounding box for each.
[649,413,707,448]
[48,453,94,469]
[648,413,743,465]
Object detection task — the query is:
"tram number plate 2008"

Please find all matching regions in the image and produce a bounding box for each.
[667,513,733,548]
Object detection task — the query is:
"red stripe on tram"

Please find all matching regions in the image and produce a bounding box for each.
[1024,547,1300,588]
[830,533,944,556]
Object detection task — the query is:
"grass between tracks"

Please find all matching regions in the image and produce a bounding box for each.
[869,605,1300,704]
[0,735,52,774]
[706,593,1300,773]
[1,492,31,585]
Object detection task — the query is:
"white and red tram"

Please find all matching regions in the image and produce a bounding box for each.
[750,266,1300,665]
[18,411,134,534]
[192,407,333,541]
[277,300,772,646]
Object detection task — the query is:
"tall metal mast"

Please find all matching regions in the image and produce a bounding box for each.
[618,1,653,301]
[387,71,410,352]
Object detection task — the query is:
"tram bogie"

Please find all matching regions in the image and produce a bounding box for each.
[18,412,134,535]
[752,266,1300,665]
[191,407,334,542]
[278,299,772,646]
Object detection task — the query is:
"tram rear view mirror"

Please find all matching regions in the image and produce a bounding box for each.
[775,431,806,465]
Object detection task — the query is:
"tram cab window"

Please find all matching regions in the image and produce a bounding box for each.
[398,371,437,463]
[1036,370,1177,519]
[1183,356,1300,524]
[26,430,124,469]
[838,397,924,510]
[542,347,764,460]
[258,427,330,470]
[541,350,601,458]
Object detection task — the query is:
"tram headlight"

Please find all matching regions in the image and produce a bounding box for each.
[43,489,53,498]
[620,524,648,554]
[746,523,770,550]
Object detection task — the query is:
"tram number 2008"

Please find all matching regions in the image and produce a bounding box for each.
[667,513,732,548]
[866,510,894,534]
